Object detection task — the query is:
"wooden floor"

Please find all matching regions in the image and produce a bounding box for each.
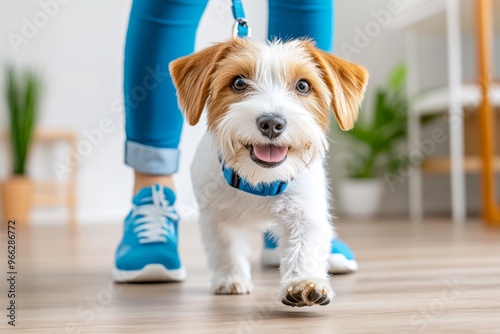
[1,218,500,333]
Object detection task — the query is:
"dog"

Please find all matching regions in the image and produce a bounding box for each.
[169,38,368,307]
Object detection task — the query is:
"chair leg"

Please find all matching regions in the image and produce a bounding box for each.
[449,112,466,223]
[405,31,423,222]
[408,113,423,222]
[447,0,466,223]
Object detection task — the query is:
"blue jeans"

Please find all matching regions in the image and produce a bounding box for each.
[124,0,334,175]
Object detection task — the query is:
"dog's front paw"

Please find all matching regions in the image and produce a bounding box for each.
[281,279,334,307]
[212,275,253,295]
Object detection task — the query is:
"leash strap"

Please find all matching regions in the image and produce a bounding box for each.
[232,0,251,38]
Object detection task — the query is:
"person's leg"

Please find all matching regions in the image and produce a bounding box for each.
[268,0,333,52]
[114,0,208,283]
[124,0,208,194]
[264,0,358,274]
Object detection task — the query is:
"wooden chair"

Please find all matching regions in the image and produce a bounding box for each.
[1,129,78,225]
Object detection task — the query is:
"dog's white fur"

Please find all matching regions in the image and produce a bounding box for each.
[170,38,368,306]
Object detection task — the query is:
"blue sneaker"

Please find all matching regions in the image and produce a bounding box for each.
[261,232,358,274]
[112,184,187,282]
[327,239,358,274]
[261,232,281,267]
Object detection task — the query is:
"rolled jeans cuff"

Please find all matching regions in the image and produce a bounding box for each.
[125,141,180,175]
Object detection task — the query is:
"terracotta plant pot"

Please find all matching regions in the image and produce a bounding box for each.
[0,176,34,224]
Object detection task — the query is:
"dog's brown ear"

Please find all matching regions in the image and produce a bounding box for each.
[169,42,231,126]
[306,42,369,131]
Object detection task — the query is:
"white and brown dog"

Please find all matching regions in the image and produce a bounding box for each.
[170,38,368,307]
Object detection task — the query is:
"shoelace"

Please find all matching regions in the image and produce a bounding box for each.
[132,185,179,244]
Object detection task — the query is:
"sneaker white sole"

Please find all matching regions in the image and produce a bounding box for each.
[328,254,358,274]
[261,249,358,274]
[261,248,281,267]
[112,264,187,283]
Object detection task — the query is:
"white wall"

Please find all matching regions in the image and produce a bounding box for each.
[0,0,493,223]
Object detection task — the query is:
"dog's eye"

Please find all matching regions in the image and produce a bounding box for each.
[231,76,248,92]
[295,80,311,95]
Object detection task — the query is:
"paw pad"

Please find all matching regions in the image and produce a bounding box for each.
[282,282,333,307]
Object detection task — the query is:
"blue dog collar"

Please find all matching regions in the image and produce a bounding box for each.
[219,156,288,197]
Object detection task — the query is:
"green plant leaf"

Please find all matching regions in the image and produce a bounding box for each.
[388,64,406,91]
[340,64,412,179]
[4,66,40,175]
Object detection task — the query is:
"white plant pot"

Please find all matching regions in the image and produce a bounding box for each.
[338,178,384,219]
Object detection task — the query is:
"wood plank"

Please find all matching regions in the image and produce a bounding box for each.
[33,194,69,206]
[0,128,77,142]
[34,128,77,141]
[36,181,69,192]
[422,156,500,173]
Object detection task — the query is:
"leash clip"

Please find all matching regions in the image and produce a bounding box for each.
[233,18,251,38]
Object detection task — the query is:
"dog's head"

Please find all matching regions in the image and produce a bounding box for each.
[170,38,368,185]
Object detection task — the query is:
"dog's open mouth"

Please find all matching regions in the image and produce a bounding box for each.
[245,144,288,168]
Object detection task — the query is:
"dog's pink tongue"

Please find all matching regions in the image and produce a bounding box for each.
[253,145,288,163]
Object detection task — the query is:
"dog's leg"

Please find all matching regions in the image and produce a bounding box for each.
[199,214,253,295]
[277,206,335,307]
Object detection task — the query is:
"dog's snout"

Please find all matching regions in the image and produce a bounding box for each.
[257,115,287,139]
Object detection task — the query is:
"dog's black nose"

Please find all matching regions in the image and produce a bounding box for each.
[257,115,287,139]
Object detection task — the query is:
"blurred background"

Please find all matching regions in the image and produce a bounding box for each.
[0,0,499,226]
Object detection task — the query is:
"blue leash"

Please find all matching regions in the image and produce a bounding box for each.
[231,0,251,38]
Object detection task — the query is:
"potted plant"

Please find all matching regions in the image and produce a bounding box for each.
[0,66,41,223]
[337,65,409,218]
